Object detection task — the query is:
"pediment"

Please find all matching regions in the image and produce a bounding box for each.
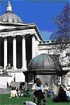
[0,22,43,41]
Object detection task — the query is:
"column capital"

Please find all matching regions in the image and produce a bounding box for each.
[2,36,8,39]
[22,35,26,38]
[12,35,17,38]
[32,34,36,40]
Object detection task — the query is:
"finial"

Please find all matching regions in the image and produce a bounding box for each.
[8,1,11,5]
[6,1,12,12]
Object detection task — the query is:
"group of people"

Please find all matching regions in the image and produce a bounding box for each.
[32,78,70,104]
[6,78,70,104]
[7,82,30,98]
[7,82,20,98]
[7,78,56,104]
[9,87,19,98]
[9,87,30,98]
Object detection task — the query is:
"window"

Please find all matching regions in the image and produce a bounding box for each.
[28,74,34,83]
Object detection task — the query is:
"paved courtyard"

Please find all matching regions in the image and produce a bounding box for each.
[0,88,10,94]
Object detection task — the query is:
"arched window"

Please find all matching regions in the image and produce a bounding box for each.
[28,74,34,83]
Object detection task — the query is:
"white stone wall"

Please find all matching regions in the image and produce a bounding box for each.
[0,76,12,88]
[38,42,70,86]
[10,72,25,82]
[36,75,58,89]
[0,72,25,88]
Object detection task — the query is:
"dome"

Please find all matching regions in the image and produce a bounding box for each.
[28,54,62,73]
[0,1,22,23]
[0,12,22,23]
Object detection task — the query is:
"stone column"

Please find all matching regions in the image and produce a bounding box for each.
[13,37,16,70]
[22,36,26,69]
[36,39,38,56]
[32,35,35,58]
[4,37,7,69]
[66,74,68,85]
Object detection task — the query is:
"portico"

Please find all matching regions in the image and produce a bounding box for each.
[0,1,42,72]
[0,29,40,70]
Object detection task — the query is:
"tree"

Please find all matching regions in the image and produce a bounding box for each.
[50,3,70,87]
[50,3,70,41]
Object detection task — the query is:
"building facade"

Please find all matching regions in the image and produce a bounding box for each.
[0,2,70,88]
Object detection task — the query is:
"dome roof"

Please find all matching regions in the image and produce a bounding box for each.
[28,54,62,72]
[0,12,22,23]
[0,1,22,23]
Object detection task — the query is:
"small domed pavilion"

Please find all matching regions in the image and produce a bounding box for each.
[23,53,66,90]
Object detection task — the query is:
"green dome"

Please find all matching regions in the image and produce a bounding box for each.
[28,54,62,72]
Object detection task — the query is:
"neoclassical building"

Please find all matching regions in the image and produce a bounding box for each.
[0,2,70,88]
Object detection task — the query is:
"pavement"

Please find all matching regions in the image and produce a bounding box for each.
[0,88,11,94]
[0,82,20,94]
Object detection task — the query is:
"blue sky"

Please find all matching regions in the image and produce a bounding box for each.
[0,0,69,40]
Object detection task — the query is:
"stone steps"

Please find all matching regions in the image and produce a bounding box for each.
[11,82,20,88]
[0,88,10,94]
